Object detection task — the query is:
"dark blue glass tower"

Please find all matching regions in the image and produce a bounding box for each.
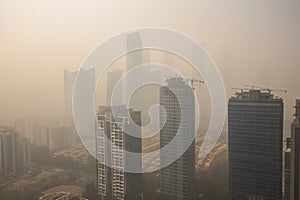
[228,89,283,200]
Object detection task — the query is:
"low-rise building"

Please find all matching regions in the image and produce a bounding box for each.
[39,192,70,200]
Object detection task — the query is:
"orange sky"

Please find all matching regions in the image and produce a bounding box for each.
[0,0,299,126]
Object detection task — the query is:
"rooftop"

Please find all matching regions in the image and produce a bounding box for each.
[230,89,282,101]
[42,185,82,197]
[38,192,70,200]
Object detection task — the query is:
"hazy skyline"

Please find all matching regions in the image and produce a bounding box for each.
[0,0,299,126]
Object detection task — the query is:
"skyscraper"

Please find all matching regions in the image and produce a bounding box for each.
[285,137,291,200]
[0,126,17,178]
[64,70,78,115]
[126,32,154,125]
[160,77,195,200]
[15,117,77,151]
[73,68,96,140]
[106,70,122,106]
[0,126,31,179]
[126,32,143,113]
[291,99,300,200]
[126,32,143,73]
[96,105,142,200]
[228,89,283,200]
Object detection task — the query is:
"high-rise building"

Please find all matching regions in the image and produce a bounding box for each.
[14,118,49,147]
[126,32,143,111]
[18,137,31,171]
[73,68,96,140]
[14,118,36,145]
[0,126,30,178]
[228,89,283,200]
[64,70,78,115]
[126,33,155,126]
[14,117,77,151]
[48,126,76,151]
[126,32,143,73]
[96,105,142,200]
[160,77,195,200]
[106,70,122,106]
[291,99,300,200]
[0,126,17,178]
[285,137,291,200]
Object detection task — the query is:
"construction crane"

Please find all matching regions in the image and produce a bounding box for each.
[245,85,287,94]
[232,85,287,94]
[186,78,204,90]
[232,87,248,92]
[164,75,204,90]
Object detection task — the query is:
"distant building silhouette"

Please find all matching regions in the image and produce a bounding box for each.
[0,126,17,178]
[127,32,143,72]
[291,99,300,200]
[72,68,96,140]
[160,77,195,200]
[64,70,78,115]
[126,32,143,112]
[0,126,30,179]
[106,70,122,106]
[14,117,77,151]
[228,89,283,200]
[96,105,142,200]
[285,137,291,200]
[126,33,156,126]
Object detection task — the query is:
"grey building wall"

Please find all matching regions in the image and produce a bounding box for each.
[97,106,142,200]
[228,90,283,200]
[291,99,300,200]
[0,126,17,178]
[285,137,291,200]
[160,77,195,200]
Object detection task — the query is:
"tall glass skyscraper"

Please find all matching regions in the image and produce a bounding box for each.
[0,126,17,178]
[126,32,153,126]
[228,89,283,200]
[160,77,195,200]
[106,70,122,106]
[96,105,142,200]
[285,137,291,200]
[64,69,78,115]
[291,99,300,200]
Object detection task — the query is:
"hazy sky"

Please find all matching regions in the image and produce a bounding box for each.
[0,0,299,127]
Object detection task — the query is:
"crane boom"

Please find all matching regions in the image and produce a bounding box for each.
[232,85,287,94]
[245,85,287,93]
[186,78,204,89]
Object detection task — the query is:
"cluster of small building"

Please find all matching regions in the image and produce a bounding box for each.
[0,116,79,181]
[14,116,78,152]
[38,185,88,200]
[0,126,30,179]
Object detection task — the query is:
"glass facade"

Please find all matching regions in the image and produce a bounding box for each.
[228,90,283,200]
[160,77,195,200]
